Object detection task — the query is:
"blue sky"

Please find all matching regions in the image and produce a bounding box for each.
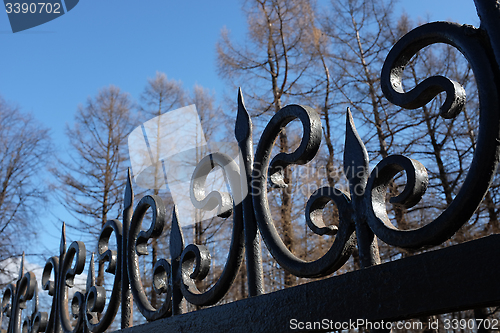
[0,0,479,263]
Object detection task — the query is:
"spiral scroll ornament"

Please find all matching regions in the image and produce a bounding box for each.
[370,21,500,248]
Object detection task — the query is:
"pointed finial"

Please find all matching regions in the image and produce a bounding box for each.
[169,206,184,259]
[18,252,25,281]
[344,108,369,188]
[86,252,96,291]
[235,88,252,143]
[60,222,66,257]
[124,168,134,211]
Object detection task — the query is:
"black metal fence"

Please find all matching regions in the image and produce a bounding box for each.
[2,0,500,332]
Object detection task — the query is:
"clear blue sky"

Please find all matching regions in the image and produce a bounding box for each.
[0,0,479,263]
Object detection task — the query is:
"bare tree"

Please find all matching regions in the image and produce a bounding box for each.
[217,0,317,288]
[140,72,185,118]
[0,96,52,286]
[139,73,235,309]
[138,72,185,307]
[52,85,135,286]
[321,0,401,158]
[323,6,498,330]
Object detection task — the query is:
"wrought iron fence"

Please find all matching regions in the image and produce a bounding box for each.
[2,0,500,332]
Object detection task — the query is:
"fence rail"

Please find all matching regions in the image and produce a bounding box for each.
[2,0,500,332]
